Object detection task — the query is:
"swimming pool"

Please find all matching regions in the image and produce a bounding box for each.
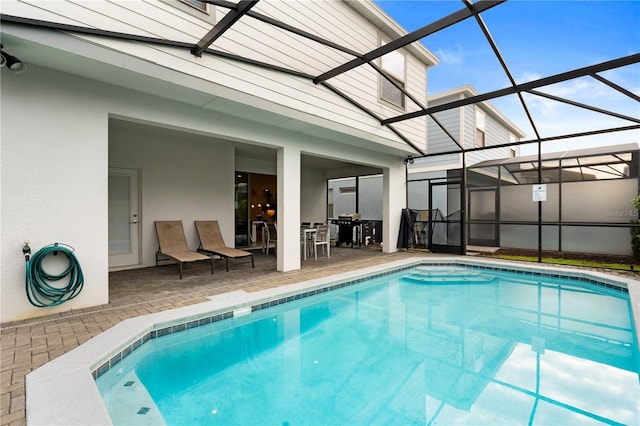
[94,263,639,425]
[26,258,640,425]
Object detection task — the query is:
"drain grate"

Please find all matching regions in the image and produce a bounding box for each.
[137,407,150,415]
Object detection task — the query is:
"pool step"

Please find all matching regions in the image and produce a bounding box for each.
[402,271,496,285]
[412,266,474,275]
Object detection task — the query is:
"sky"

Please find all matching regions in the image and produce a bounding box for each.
[374,0,640,154]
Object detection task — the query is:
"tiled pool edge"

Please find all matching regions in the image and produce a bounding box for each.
[92,259,639,382]
[26,257,640,425]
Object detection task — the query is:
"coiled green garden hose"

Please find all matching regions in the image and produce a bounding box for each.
[24,242,84,307]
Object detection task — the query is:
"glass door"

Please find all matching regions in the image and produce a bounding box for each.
[108,168,140,268]
[468,187,498,246]
[429,181,464,254]
[235,173,249,247]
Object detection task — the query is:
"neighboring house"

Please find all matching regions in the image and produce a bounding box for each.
[0,0,438,322]
[329,85,526,242]
[410,85,526,173]
[403,86,527,253]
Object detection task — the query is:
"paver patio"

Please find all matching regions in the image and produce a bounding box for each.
[1,247,638,426]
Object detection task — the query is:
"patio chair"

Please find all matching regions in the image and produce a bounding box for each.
[154,220,214,279]
[264,222,278,256]
[195,220,254,271]
[312,224,330,260]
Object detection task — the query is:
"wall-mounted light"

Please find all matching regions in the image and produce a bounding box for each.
[0,45,26,74]
[403,156,415,165]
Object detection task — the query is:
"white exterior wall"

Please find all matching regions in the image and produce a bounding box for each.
[1,63,408,323]
[1,67,109,323]
[300,168,328,225]
[109,121,236,268]
[0,0,432,154]
[277,146,301,272]
[1,0,430,322]
[383,163,406,252]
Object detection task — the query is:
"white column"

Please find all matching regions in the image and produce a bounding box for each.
[277,146,301,271]
[382,162,406,253]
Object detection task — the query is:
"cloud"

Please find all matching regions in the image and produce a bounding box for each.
[509,68,640,130]
[492,73,639,155]
[434,44,464,65]
[516,71,543,84]
[515,67,640,103]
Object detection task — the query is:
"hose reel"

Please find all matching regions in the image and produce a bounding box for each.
[23,242,84,307]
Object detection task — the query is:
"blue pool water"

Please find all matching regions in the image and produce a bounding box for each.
[97,266,639,425]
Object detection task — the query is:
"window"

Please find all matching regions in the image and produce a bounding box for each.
[380,38,406,108]
[161,0,215,23]
[475,109,485,148]
[180,0,207,12]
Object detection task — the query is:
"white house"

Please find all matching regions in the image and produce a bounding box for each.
[0,0,438,323]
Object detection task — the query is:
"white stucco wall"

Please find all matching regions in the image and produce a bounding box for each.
[1,0,429,321]
[300,167,327,225]
[278,146,302,272]
[1,63,406,323]
[109,121,236,268]
[384,163,407,251]
[1,66,109,322]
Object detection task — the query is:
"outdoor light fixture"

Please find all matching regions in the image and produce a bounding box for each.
[403,156,415,165]
[0,45,26,74]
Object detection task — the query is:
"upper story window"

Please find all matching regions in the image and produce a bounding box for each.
[475,109,486,148]
[379,38,406,109]
[162,0,215,23]
[180,0,207,12]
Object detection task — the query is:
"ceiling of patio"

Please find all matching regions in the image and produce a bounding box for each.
[108,118,381,177]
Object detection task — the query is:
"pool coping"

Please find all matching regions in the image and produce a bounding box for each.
[25,257,640,425]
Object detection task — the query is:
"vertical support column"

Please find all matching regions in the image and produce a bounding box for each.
[382,162,406,253]
[461,152,467,255]
[537,139,542,263]
[277,146,301,271]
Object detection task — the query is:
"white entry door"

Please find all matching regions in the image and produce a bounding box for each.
[109,168,140,268]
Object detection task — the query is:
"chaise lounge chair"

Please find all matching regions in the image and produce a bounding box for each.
[155,220,214,279]
[195,220,255,271]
